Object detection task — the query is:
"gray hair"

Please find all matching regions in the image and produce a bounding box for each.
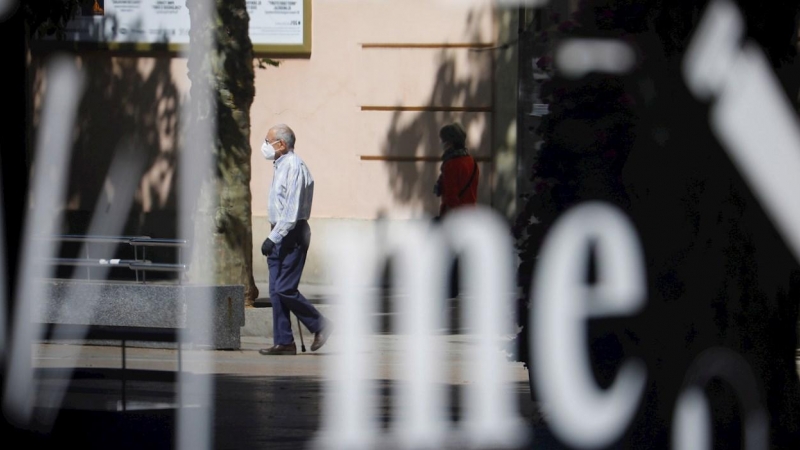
[439,122,467,149]
[271,123,296,149]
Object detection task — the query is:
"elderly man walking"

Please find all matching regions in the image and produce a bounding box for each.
[258,124,332,355]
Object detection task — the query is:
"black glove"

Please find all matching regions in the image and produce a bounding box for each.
[261,238,275,256]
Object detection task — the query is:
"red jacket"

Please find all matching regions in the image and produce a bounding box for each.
[439,155,479,217]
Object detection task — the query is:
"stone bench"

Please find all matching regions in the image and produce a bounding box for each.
[31,235,246,412]
[35,281,245,350]
[35,235,245,350]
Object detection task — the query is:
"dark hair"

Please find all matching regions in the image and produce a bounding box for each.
[439,123,467,149]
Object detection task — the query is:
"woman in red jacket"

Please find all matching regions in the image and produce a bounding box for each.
[434,123,479,299]
[434,122,479,219]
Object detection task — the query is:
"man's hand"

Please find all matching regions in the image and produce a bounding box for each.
[261,238,275,256]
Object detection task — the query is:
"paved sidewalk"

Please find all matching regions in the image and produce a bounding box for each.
[245,282,336,340]
[24,333,544,449]
[10,281,542,449]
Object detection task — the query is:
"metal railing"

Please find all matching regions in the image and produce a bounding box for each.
[38,235,190,283]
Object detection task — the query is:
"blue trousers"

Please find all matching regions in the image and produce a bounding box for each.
[267,221,324,345]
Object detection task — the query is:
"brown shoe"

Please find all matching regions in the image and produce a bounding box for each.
[311,322,333,352]
[259,343,297,355]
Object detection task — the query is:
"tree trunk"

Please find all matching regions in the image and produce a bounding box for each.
[185,0,258,305]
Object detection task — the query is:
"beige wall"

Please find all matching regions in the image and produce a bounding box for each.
[31,0,519,285]
[250,0,499,222]
[30,53,193,240]
[249,0,517,283]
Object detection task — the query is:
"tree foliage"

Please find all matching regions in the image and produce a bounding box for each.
[20,0,95,39]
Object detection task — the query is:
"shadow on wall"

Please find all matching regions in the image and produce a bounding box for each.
[379,10,512,218]
[30,52,182,238]
[28,51,183,278]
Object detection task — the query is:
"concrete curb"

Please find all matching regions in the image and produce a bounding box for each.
[242,304,335,340]
[253,282,332,304]
[245,282,336,340]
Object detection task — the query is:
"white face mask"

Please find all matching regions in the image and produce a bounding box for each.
[261,140,276,160]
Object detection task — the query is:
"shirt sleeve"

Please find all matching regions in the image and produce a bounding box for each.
[268,163,303,244]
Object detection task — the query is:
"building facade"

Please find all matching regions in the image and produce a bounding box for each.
[28,0,521,285]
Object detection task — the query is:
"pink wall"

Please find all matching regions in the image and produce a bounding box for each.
[250,0,497,221]
[27,1,511,283]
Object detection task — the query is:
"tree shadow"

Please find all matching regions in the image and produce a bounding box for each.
[378,10,505,218]
[28,50,183,279]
